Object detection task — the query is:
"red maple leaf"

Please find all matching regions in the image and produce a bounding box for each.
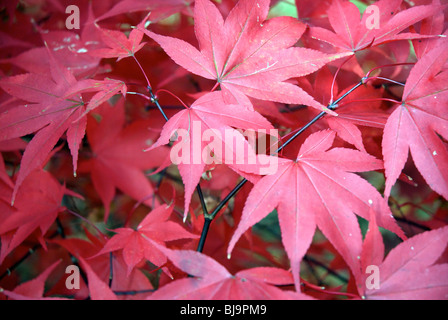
[140,0,351,112]
[146,91,275,220]
[309,0,443,54]
[0,169,68,264]
[360,214,448,299]
[95,204,199,276]
[90,13,151,62]
[148,243,313,300]
[0,260,68,300]
[228,129,405,290]
[0,48,126,204]
[382,42,448,200]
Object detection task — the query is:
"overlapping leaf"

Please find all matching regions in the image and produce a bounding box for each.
[140,0,351,111]
[382,42,448,200]
[309,0,443,54]
[0,169,67,264]
[146,91,274,220]
[90,13,151,61]
[148,243,312,300]
[0,49,126,204]
[228,130,405,290]
[95,204,198,276]
[360,221,448,300]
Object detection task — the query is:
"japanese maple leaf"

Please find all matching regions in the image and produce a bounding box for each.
[147,243,312,300]
[89,13,150,62]
[382,43,448,200]
[95,204,199,277]
[360,219,448,300]
[411,0,446,59]
[78,100,168,221]
[146,91,275,220]
[228,129,405,290]
[0,260,68,300]
[309,0,443,54]
[0,169,68,264]
[140,0,351,112]
[0,49,126,204]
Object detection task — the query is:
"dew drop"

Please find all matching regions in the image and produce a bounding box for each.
[368,199,373,205]
[433,150,437,156]
[410,246,414,250]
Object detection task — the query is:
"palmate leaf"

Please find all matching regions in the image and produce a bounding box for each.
[382,42,448,200]
[360,220,448,300]
[146,91,274,220]
[0,169,67,264]
[228,130,405,290]
[147,242,313,300]
[0,48,126,204]
[0,260,68,300]
[309,0,443,54]
[89,13,151,62]
[95,204,198,277]
[140,0,351,112]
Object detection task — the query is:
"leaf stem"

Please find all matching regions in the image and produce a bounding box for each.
[132,55,152,89]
